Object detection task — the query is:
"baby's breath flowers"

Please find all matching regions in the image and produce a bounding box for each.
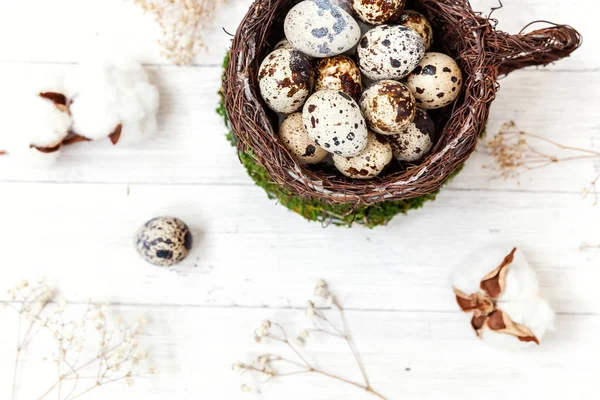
[133,0,227,65]
[233,280,388,400]
[483,121,600,203]
[1,279,155,400]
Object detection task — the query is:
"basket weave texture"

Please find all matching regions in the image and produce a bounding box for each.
[224,0,581,206]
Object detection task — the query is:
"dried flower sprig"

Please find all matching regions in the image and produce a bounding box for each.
[233,280,387,400]
[2,279,155,400]
[133,0,226,65]
[483,121,600,201]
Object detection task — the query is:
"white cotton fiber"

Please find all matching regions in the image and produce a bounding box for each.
[69,57,159,145]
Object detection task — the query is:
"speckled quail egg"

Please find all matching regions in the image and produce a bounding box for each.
[352,0,405,25]
[360,80,416,135]
[398,10,433,50]
[279,112,329,164]
[284,0,361,58]
[406,52,463,109]
[302,90,368,157]
[258,48,314,114]
[315,56,362,101]
[356,25,425,81]
[135,217,193,267]
[333,132,392,179]
[389,108,436,162]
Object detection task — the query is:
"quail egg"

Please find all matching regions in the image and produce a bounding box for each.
[284,0,361,58]
[406,52,463,109]
[352,0,405,25]
[302,90,368,157]
[258,48,314,114]
[279,112,329,164]
[315,55,362,101]
[333,132,392,179]
[356,25,425,81]
[360,80,416,135]
[398,10,433,50]
[389,108,436,162]
[274,39,295,51]
[135,217,193,267]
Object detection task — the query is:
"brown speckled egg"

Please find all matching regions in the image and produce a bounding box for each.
[398,10,433,50]
[406,52,463,109]
[302,90,368,157]
[279,113,328,164]
[135,217,193,267]
[352,0,405,25]
[333,132,392,179]
[356,25,425,81]
[389,108,436,162]
[315,56,362,101]
[360,80,416,135]
[258,48,314,114]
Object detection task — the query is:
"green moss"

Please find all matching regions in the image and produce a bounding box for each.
[218,52,461,227]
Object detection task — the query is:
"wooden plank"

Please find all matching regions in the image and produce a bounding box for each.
[0,182,597,313]
[0,64,598,193]
[0,306,596,399]
[0,0,595,70]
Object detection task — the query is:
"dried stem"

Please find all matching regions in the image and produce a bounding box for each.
[484,122,600,202]
[2,280,154,400]
[234,280,387,399]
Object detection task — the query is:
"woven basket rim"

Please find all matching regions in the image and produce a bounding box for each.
[224,0,581,205]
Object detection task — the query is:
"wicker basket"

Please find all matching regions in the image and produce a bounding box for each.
[222,0,581,226]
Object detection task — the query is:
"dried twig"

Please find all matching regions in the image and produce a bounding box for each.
[484,121,600,202]
[1,280,155,400]
[133,0,227,65]
[233,280,387,399]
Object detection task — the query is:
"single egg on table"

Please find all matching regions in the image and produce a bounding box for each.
[333,132,393,179]
[284,0,361,58]
[405,52,463,109]
[302,90,368,157]
[360,80,416,135]
[279,112,329,164]
[352,0,405,25]
[135,217,193,267]
[315,55,362,101]
[258,48,314,114]
[388,108,436,162]
[398,10,434,50]
[356,25,425,81]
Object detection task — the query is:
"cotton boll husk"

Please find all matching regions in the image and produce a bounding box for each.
[480,297,555,351]
[68,56,159,145]
[451,245,516,296]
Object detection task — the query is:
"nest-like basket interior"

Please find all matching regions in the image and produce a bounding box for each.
[224,0,581,206]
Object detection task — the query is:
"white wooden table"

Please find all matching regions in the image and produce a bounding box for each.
[0,1,598,399]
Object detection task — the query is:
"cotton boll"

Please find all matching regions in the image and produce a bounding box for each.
[452,245,554,350]
[69,59,159,145]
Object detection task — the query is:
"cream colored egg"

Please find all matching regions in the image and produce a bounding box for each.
[398,10,433,50]
[405,52,463,109]
[315,55,362,101]
[302,90,368,157]
[356,25,425,81]
[258,49,314,114]
[279,113,328,164]
[389,108,436,162]
[333,132,392,179]
[360,80,416,135]
[274,39,295,51]
[352,0,405,25]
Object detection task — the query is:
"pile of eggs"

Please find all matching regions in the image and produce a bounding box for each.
[258,0,463,180]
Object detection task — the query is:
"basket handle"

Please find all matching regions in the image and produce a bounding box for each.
[490,22,582,76]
